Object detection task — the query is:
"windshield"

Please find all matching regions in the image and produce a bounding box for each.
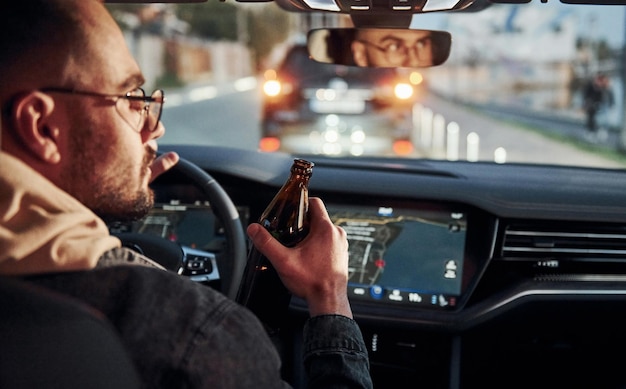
[107,2,626,170]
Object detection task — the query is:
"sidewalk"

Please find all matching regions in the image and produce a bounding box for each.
[441,92,626,154]
[417,92,626,169]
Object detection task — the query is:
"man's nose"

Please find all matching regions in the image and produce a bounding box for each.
[405,46,420,67]
[142,119,165,143]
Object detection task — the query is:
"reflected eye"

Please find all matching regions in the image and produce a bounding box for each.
[415,37,431,50]
[383,42,403,54]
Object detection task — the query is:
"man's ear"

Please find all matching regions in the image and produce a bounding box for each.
[10,91,61,164]
[351,41,368,67]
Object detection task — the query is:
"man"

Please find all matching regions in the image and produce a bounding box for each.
[352,28,442,68]
[0,1,372,388]
[583,72,614,142]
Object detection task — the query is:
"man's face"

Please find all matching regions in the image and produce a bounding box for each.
[352,29,435,68]
[60,106,158,223]
[54,1,164,222]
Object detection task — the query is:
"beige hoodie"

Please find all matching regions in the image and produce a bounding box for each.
[0,151,121,275]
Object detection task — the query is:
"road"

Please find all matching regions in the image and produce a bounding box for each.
[159,77,626,170]
[160,77,261,150]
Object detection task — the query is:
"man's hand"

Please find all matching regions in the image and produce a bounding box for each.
[150,152,179,183]
[246,197,353,319]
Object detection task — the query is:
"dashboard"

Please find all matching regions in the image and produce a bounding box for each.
[145,144,626,388]
[129,197,485,311]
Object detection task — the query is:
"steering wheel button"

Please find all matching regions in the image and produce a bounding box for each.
[185,256,214,275]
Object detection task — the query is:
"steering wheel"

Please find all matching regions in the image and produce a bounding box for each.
[115,157,247,300]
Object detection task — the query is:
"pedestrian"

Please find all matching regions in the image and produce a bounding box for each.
[583,72,614,142]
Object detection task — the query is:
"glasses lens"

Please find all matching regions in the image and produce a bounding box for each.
[114,88,163,133]
[413,37,431,60]
[148,89,164,132]
[127,88,146,111]
[379,42,406,64]
[114,88,145,132]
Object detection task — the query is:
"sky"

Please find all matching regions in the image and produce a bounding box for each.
[411,1,626,49]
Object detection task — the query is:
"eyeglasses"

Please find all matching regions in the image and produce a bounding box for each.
[357,36,433,65]
[40,87,164,133]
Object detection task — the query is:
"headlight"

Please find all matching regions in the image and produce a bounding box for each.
[409,71,424,85]
[263,80,282,97]
[394,83,414,100]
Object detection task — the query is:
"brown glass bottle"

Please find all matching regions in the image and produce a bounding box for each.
[236,159,314,333]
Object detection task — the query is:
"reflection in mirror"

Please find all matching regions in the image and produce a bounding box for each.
[308,28,452,68]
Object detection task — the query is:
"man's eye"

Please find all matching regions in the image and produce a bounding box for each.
[126,89,146,111]
[415,38,432,49]
[127,88,144,98]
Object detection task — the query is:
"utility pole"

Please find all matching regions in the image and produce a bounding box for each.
[621,7,626,152]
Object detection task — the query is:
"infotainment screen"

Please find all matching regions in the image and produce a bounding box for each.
[326,203,467,311]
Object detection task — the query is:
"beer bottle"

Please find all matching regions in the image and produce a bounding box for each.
[236,158,314,334]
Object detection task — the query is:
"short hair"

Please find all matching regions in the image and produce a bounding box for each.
[0,1,83,82]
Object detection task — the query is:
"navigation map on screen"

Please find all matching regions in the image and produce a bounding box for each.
[327,204,467,309]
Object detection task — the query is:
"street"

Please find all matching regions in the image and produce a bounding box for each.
[160,77,626,170]
[160,77,261,150]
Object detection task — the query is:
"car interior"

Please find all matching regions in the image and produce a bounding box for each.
[0,277,141,389]
[3,0,626,388]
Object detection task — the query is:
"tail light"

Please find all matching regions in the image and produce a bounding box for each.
[393,140,414,156]
[259,137,281,152]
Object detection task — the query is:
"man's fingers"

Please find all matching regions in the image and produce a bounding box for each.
[247,223,276,251]
[307,197,329,223]
[150,152,180,183]
[246,223,288,263]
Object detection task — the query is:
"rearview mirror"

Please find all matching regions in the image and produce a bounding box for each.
[307,28,452,69]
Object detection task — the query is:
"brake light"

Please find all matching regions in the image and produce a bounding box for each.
[394,83,414,100]
[393,140,414,156]
[259,137,281,152]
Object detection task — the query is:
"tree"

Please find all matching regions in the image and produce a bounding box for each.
[246,4,291,68]
[175,2,239,41]
[107,2,292,72]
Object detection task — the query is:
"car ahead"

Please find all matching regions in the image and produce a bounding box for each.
[7,0,626,388]
[260,44,429,156]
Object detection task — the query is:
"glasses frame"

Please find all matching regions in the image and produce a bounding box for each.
[40,87,164,133]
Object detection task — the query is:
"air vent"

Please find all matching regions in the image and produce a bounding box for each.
[501,222,626,262]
